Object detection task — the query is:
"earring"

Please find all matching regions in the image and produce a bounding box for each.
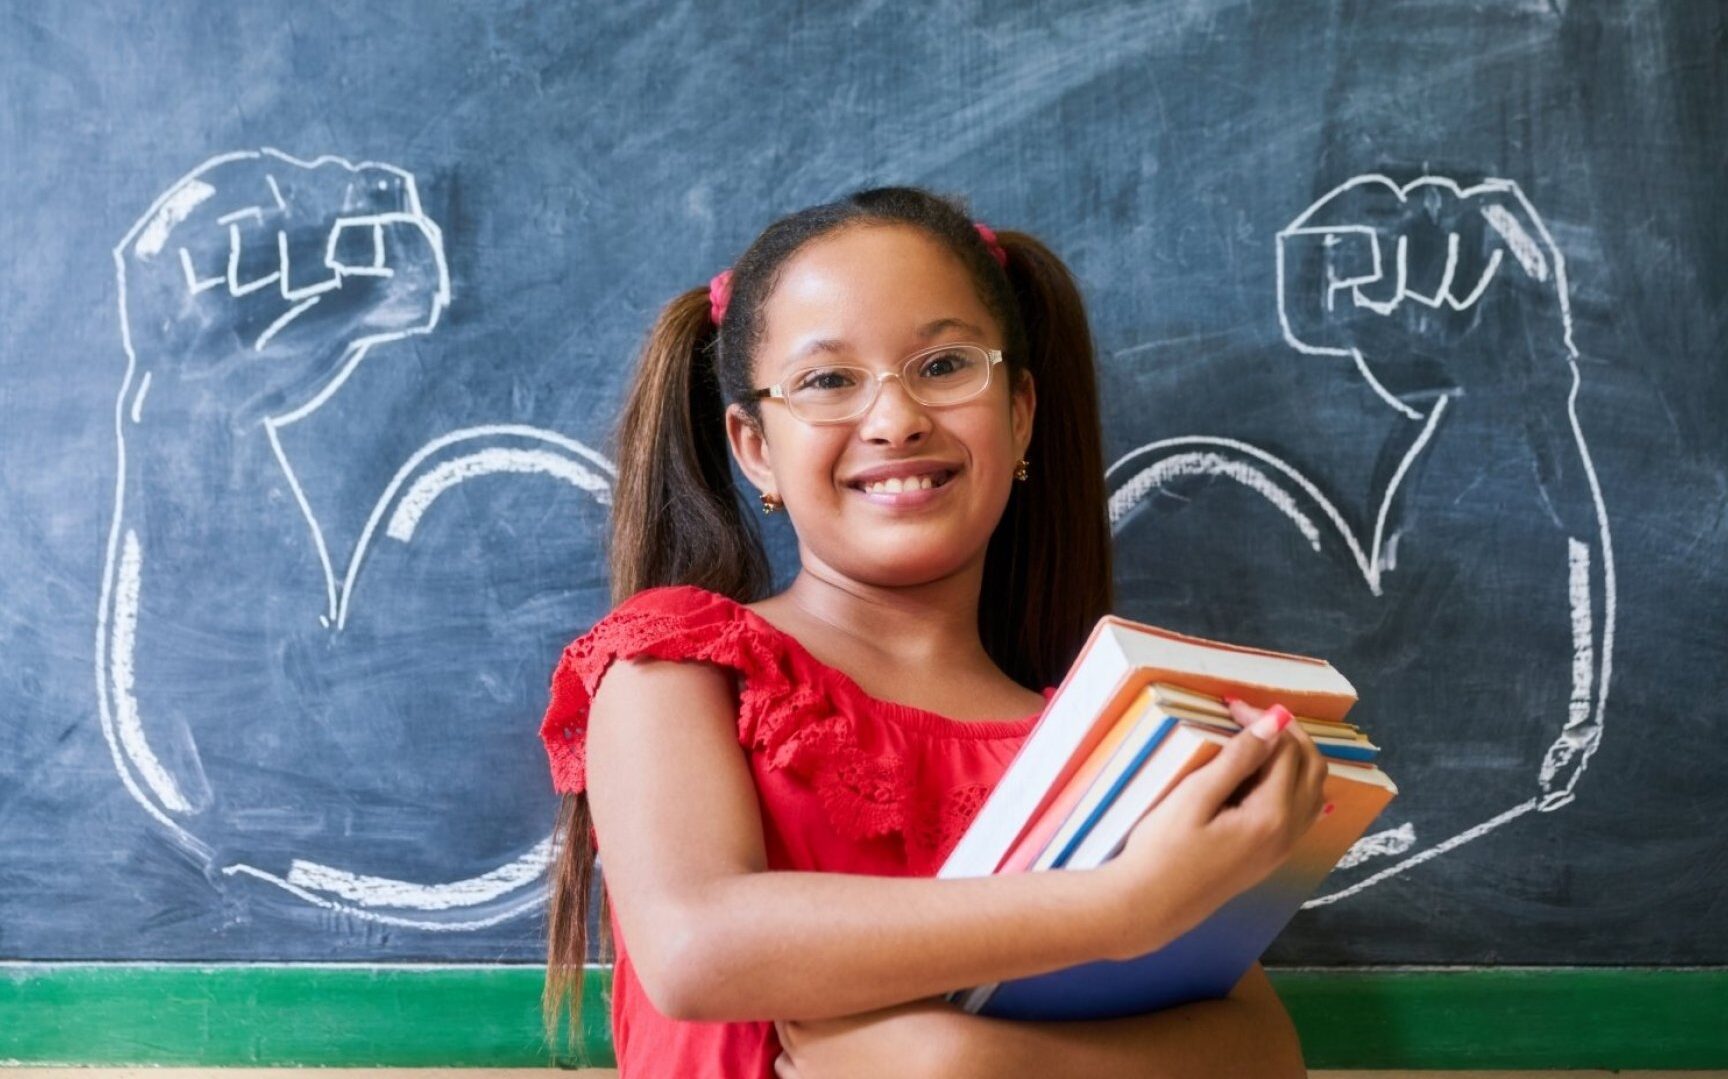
[760,492,781,514]
[1014,457,1029,482]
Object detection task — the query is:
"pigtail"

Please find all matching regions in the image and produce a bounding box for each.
[979,230,1114,690]
[606,287,774,603]
[542,786,603,1064]
[542,285,772,1063]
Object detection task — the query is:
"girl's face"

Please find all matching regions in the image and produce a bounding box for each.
[725,223,1035,588]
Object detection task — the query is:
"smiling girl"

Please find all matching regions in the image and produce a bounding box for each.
[540,187,1323,1077]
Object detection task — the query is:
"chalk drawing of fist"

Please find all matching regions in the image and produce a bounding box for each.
[1108,175,1614,907]
[119,148,448,417]
[99,149,615,930]
[1278,174,1586,418]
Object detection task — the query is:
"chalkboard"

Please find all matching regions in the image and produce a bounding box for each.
[2,0,1723,976]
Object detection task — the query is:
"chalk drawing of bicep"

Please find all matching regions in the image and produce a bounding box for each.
[99,148,613,929]
[1108,174,1614,907]
[217,423,616,930]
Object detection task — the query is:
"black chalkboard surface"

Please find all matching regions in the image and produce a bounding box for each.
[2,1,1723,976]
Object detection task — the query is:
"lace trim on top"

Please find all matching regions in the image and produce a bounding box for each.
[539,585,1053,872]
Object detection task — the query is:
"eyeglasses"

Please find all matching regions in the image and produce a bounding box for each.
[748,343,1005,425]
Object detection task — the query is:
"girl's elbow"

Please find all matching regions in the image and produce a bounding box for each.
[640,969,699,1023]
[633,910,723,1022]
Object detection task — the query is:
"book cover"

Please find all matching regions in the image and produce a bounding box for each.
[958,760,1397,1020]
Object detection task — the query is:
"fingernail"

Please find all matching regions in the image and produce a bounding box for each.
[1322,802,1336,816]
[1222,695,1242,707]
[1249,705,1293,740]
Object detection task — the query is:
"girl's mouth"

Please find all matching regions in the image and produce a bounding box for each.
[845,468,959,508]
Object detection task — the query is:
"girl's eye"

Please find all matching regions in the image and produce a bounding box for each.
[795,368,857,392]
[918,350,974,379]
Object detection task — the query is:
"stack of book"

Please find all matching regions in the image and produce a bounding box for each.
[938,613,1396,1021]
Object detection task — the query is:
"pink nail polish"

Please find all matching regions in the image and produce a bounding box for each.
[1266,704,1293,733]
[1248,705,1293,740]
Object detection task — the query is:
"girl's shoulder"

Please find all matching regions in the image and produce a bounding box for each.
[547,583,793,682]
[559,583,833,687]
[581,582,752,645]
[538,584,812,796]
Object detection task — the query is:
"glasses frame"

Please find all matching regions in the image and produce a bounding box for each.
[748,343,1005,426]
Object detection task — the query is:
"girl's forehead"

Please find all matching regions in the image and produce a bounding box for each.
[763,225,993,338]
[783,222,962,279]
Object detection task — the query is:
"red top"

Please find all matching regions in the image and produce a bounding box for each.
[540,584,1056,1078]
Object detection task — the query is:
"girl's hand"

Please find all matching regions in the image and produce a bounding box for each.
[1098,698,1328,961]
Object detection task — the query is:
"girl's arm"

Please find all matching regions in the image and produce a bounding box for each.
[586,657,1322,1025]
[976,961,1307,1078]
[587,655,1130,1022]
[776,962,1307,1078]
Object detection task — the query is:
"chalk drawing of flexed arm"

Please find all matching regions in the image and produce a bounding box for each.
[1275,176,1615,813]
[100,150,614,929]
[1108,175,1614,902]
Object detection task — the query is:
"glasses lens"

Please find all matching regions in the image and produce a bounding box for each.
[785,365,873,423]
[905,345,991,405]
[783,346,992,423]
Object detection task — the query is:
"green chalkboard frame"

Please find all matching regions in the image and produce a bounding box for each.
[1,964,1723,1070]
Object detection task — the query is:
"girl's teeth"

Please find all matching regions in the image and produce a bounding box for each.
[863,474,937,494]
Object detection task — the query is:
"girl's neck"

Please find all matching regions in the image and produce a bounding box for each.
[767,565,993,671]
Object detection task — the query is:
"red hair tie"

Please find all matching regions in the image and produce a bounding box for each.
[707,222,1005,327]
[974,222,1008,269]
[708,268,734,327]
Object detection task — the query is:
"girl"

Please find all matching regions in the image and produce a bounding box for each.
[540,187,1325,1077]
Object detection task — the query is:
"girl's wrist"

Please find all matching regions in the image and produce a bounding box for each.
[1086,861,1180,962]
[1079,861,1138,962]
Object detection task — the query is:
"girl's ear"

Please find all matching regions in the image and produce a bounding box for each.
[1011,366,1036,459]
[725,402,777,497]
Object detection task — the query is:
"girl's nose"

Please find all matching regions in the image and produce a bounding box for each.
[856,373,932,442]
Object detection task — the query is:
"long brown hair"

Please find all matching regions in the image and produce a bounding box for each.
[542,186,1113,1057]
